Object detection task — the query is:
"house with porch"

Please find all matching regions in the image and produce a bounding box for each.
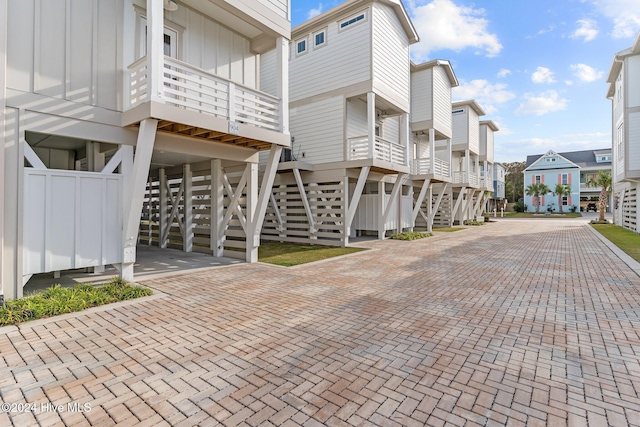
[1,0,291,299]
[489,162,506,211]
[259,0,419,245]
[607,31,640,231]
[524,149,611,213]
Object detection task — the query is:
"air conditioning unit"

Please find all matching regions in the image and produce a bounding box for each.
[280,148,293,162]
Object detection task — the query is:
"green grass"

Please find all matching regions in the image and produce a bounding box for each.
[502,212,582,218]
[591,223,640,263]
[0,278,153,327]
[432,227,465,232]
[259,242,365,267]
[390,231,432,240]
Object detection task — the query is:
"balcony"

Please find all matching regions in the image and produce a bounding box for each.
[348,136,406,165]
[125,56,287,149]
[411,158,450,177]
[452,171,479,186]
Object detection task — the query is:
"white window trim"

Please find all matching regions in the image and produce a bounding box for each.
[535,175,541,184]
[339,11,367,32]
[295,37,308,57]
[313,29,327,49]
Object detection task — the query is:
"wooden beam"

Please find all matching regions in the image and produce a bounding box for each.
[293,168,315,234]
[345,166,370,234]
[429,183,449,224]
[412,179,431,223]
[220,166,248,233]
[183,163,193,252]
[248,144,283,246]
[451,186,467,224]
[381,173,406,236]
[211,159,224,257]
[23,143,47,169]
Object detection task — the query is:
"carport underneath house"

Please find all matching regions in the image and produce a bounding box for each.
[2,117,287,301]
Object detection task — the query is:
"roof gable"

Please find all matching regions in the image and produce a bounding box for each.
[525,150,579,171]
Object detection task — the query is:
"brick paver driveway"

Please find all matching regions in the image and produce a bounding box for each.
[2,219,640,426]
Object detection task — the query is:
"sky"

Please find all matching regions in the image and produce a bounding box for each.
[290,0,640,163]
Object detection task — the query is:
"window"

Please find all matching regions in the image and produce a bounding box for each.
[617,122,624,160]
[375,122,382,137]
[562,174,568,185]
[562,196,568,206]
[296,39,307,55]
[535,175,541,184]
[340,13,365,30]
[314,30,326,48]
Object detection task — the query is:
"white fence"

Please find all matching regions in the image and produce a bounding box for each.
[23,169,123,276]
[452,171,479,186]
[353,194,413,231]
[127,56,281,132]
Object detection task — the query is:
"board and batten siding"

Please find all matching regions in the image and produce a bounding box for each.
[451,108,468,149]
[382,116,400,143]
[290,96,344,164]
[7,0,120,110]
[410,69,433,125]
[433,66,452,137]
[346,98,368,139]
[371,3,410,112]
[136,0,258,90]
[468,108,480,154]
[257,0,288,20]
[290,9,371,103]
[628,56,640,108]
[259,49,277,96]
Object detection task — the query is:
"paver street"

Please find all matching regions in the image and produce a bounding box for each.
[1,219,640,426]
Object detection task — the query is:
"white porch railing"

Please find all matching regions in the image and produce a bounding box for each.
[411,158,450,176]
[348,136,406,164]
[453,171,479,186]
[127,56,282,132]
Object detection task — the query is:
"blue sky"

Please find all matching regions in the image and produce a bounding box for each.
[291,0,640,163]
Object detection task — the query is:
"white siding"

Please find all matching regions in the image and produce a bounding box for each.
[415,134,429,158]
[163,5,257,88]
[290,96,344,164]
[257,0,288,20]
[381,116,400,143]
[486,129,494,162]
[260,49,277,95]
[468,108,480,154]
[290,10,371,102]
[433,66,452,137]
[347,98,368,138]
[628,112,640,170]
[451,108,468,148]
[7,0,120,109]
[629,56,640,108]
[410,69,433,124]
[372,3,410,111]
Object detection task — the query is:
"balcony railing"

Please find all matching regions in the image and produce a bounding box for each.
[453,171,479,186]
[127,56,282,132]
[348,136,406,164]
[411,158,450,176]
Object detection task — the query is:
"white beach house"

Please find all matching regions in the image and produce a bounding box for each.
[607,31,640,230]
[260,0,419,245]
[1,0,291,299]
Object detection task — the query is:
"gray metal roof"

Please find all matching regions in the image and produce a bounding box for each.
[525,149,612,169]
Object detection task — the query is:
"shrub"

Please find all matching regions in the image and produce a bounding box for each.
[513,200,527,212]
[390,231,432,240]
[463,220,485,226]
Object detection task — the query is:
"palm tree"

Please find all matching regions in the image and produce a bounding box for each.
[525,183,551,213]
[552,184,572,214]
[585,170,612,222]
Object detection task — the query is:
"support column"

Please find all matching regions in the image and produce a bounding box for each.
[211,159,224,257]
[146,0,165,103]
[183,164,193,252]
[465,149,470,183]
[343,173,350,247]
[429,129,435,174]
[116,119,157,281]
[245,162,258,263]
[159,168,168,248]
[401,113,409,166]
[426,185,433,232]
[276,36,289,135]
[378,181,385,239]
[367,92,376,158]
[0,0,7,298]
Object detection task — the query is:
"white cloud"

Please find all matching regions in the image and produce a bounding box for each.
[497,69,511,78]
[570,63,604,82]
[515,90,569,116]
[531,67,556,84]
[453,79,516,115]
[569,19,599,41]
[307,3,323,19]
[587,0,640,38]
[408,0,502,61]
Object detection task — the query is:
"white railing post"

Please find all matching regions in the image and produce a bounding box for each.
[429,129,435,177]
[146,0,164,103]
[276,36,289,134]
[228,82,236,122]
[367,92,376,158]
